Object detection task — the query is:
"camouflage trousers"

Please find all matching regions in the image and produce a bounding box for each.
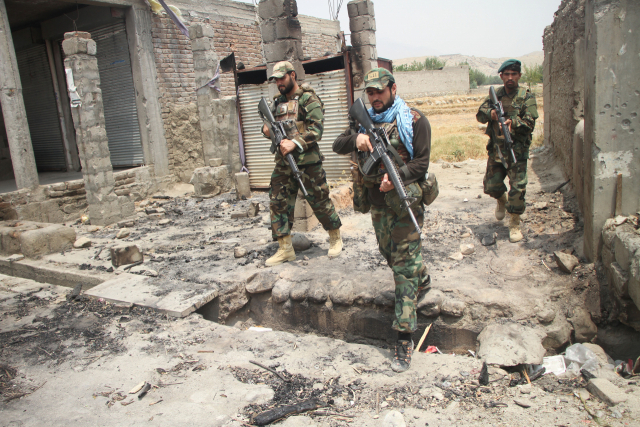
[269,161,342,239]
[371,203,427,333]
[483,157,528,215]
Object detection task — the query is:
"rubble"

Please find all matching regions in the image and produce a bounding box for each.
[554,251,579,273]
[116,228,130,239]
[73,237,92,248]
[477,323,546,366]
[110,244,143,267]
[568,307,597,342]
[587,378,628,406]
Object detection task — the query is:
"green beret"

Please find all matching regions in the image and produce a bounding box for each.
[364,68,395,90]
[498,59,521,73]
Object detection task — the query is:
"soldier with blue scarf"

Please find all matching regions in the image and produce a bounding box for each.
[333,68,432,373]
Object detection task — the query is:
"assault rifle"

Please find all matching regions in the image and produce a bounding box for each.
[349,98,421,236]
[489,86,517,167]
[258,97,308,197]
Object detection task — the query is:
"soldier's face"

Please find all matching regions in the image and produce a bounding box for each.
[366,84,397,113]
[500,70,521,90]
[275,72,296,95]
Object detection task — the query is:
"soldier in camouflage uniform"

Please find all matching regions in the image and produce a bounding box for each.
[333,68,432,373]
[261,61,342,266]
[476,59,539,243]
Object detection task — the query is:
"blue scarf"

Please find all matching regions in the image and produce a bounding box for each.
[360,97,414,159]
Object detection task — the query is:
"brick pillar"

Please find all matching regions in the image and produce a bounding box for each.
[189,23,220,167]
[259,0,306,93]
[0,0,39,189]
[62,32,133,226]
[347,0,378,92]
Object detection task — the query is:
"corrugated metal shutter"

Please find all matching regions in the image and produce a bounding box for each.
[16,45,67,171]
[239,70,351,188]
[91,22,144,167]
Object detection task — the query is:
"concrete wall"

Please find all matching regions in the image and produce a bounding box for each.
[393,66,470,99]
[583,0,640,261]
[542,0,585,190]
[298,15,341,59]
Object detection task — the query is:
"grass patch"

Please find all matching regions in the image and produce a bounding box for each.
[431,133,487,162]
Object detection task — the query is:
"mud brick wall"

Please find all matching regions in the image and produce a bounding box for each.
[298,15,340,59]
[601,217,640,332]
[0,183,87,223]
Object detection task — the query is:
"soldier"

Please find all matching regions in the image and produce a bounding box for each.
[332,68,431,373]
[476,59,539,243]
[261,61,343,266]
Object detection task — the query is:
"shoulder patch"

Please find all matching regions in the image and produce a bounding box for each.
[410,110,421,123]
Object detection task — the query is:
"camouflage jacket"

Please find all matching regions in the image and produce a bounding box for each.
[476,85,538,161]
[266,83,325,166]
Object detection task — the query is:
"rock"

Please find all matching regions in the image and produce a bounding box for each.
[117,220,135,228]
[145,207,166,215]
[477,323,546,366]
[441,298,466,317]
[158,219,172,225]
[537,308,556,324]
[209,158,223,167]
[308,285,328,303]
[331,280,355,305]
[587,378,628,406]
[243,387,274,406]
[116,228,130,239]
[518,384,532,394]
[382,410,406,427]
[513,398,532,408]
[542,316,572,350]
[73,237,92,248]
[143,269,158,277]
[110,244,143,267]
[246,272,278,294]
[289,282,309,301]
[234,247,247,258]
[259,239,267,245]
[554,251,579,273]
[481,234,496,246]
[291,234,311,251]
[448,252,463,261]
[220,202,230,209]
[231,212,248,219]
[271,279,292,303]
[18,224,76,258]
[246,202,260,217]
[460,244,475,255]
[417,289,443,317]
[581,343,612,366]
[431,391,445,401]
[613,215,627,226]
[613,232,640,270]
[568,307,597,342]
[534,202,548,210]
[190,166,233,196]
[463,198,469,202]
[575,388,590,401]
[6,254,24,262]
[235,172,251,199]
[441,162,451,169]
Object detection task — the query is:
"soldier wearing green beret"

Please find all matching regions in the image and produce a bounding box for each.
[261,61,343,266]
[333,68,432,373]
[476,59,539,242]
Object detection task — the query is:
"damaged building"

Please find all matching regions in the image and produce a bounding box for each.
[0,0,385,226]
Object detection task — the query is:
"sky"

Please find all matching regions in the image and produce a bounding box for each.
[237,0,563,60]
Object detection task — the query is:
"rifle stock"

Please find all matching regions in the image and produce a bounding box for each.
[258,97,308,197]
[349,98,421,236]
[489,86,517,166]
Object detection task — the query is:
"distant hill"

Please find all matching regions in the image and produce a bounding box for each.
[393,51,544,76]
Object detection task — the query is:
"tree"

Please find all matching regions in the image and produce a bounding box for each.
[521,64,543,88]
[393,57,446,72]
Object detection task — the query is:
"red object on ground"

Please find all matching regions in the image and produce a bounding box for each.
[425,346,438,354]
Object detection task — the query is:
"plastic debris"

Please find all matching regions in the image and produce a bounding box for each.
[541,355,566,376]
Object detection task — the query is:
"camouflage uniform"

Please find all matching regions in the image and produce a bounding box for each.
[476,85,538,214]
[266,84,341,239]
[333,76,431,334]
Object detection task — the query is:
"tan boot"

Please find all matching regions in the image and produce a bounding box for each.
[265,235,296,266]
[495,193,507,220]
[509,214,524,243]
[327,229,343,258]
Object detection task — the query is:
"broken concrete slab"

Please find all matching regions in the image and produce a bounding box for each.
[190,166,233,197]
[568,307,597,342]
[84,274,219,317]
[587,378,628,406]
[0,257,106,288]
[245,272,278,294]
[235,172,251,199]
[0,222,76,259]
[477,323,546,366]
[73,237,92,248]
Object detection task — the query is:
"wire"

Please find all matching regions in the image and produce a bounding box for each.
[64,2,80,32]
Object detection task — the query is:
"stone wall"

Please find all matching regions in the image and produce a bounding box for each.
[601,216,640,332]
[163,103,205,183]
[0,166,163,224]
[394,66,470,99]
[0,103,13,181]
[542,0,585,187]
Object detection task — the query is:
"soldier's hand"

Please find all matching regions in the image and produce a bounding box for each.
[380,173,394,192]
[490,110,498,121]
[280,139,296,156]
[356,134,373,152]
[505,119,512,133]
[262,124,271,138]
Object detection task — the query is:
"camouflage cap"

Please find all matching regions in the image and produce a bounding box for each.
[364,68,395,90]
[269,61,295,80]
[498,59,521,73]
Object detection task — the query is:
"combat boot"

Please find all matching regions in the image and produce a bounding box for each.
[327,229,343,258]
[495,193,507,220]
[509,214,523,243]
[265,235,296,266]
[391,339,414,373]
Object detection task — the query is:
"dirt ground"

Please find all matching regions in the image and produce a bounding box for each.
[1,115,640,425]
